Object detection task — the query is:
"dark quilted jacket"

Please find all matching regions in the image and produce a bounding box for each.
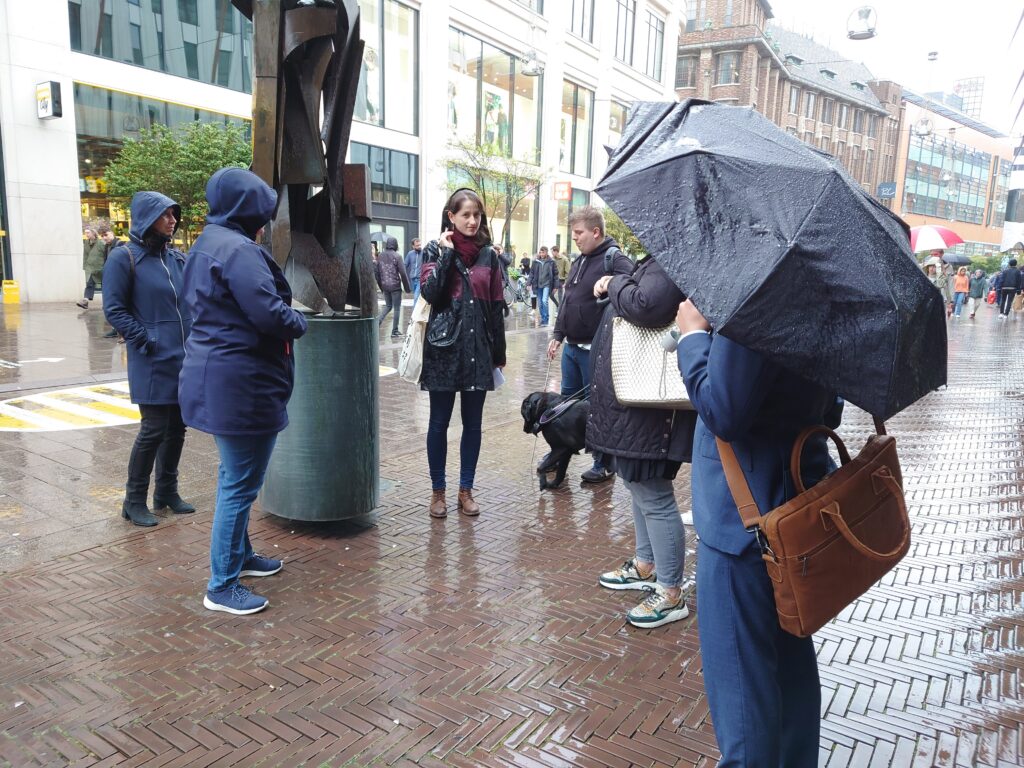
[419,240,506,392]
[586,257,697,462]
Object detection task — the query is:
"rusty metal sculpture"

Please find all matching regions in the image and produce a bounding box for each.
[230,0,376,317]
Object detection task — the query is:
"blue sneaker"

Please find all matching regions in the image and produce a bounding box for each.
[203,582,268,615]
[239,553,283,577]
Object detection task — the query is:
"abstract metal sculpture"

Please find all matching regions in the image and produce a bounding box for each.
[230,0,376,316]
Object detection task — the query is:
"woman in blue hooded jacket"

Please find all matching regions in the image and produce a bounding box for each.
[180,167,308,616]
[103,191,194,527]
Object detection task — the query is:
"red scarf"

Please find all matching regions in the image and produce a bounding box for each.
[451,229,480,268]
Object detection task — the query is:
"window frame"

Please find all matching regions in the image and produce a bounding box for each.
[803,91,816,120]
[614,0,636,65]
[643,10,664,81]
[713,50,741,86]
[561,80,595,177]
[788,85,801,115]
[676,55,697,89]
[569,0,594,43]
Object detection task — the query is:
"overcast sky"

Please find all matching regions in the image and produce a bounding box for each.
[766,0,1023,136]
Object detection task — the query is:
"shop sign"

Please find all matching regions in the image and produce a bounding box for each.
[553,181,572,201]
[36,81,62,120]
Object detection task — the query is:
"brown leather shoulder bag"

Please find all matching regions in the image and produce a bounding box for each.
[716,421,911,638]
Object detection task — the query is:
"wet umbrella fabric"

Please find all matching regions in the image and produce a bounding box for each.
[595,100,947,420]
[910,224,964,253]
[941,253,971,266]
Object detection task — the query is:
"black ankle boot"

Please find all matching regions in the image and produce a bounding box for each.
[121,500,158,527]
[153,494,196,514]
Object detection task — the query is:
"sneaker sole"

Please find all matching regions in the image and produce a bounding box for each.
[239,565,282,577]
[627,605,690,628]
[203,595,269,615]
[598,579,657,591]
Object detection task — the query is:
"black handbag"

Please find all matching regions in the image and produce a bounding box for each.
[426,256,472,348]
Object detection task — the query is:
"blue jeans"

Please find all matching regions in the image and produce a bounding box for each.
[208,433,278,592]
[560,343,602,469]
[410,277,420,304]
[953,291,966,316]
[560,343,591,396]
[427,390,487,490]
[697,541,819,767]
[538,285,551,325]
[622,477,685,589]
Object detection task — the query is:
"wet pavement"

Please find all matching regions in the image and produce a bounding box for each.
[0,300,1022,767]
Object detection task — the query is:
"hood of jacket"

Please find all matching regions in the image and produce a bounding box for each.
[205,167,278,239]
[385,235,399,253]
[128,191,181,246]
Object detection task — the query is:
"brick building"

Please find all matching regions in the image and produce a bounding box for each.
[674,0,902,202]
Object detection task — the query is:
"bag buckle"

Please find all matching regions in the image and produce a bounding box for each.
[747,525,776,560]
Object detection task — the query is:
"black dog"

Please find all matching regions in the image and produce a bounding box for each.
[521,392,589,490]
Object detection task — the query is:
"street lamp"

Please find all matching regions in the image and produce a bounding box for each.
[847,6,877,40]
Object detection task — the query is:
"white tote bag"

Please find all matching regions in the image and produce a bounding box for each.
[398,298,432,383]
[610,317,692,409]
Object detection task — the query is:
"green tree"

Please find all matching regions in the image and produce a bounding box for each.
[443,138,550,248]
[105,122,252,247]
[970,253,1003,275]
[603,208,646,257]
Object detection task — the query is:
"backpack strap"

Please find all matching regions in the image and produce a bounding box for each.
[604,246,623,275]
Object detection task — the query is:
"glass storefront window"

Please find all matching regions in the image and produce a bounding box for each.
[356,0,418,134]
[73,83,249,234]
[69,0,250,93]
[561,81,594,176]
[608,102,628,146]
[350,142,418,206]
[448,28,541,163]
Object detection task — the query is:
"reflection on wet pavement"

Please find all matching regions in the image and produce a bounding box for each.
[0,302,1022,766]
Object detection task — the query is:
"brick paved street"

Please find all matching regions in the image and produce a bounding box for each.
[1,301,1022,767]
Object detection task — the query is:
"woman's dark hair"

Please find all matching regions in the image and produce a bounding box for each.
[441,188,491,248]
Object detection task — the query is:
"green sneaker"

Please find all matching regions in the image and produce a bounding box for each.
[598,558,656,591]
[626,586,690,628]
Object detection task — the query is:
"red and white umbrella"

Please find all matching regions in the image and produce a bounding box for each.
[909,225,964,253]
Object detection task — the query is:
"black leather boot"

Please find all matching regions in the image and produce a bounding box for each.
[122,500,158,526]
[153,494,196,514]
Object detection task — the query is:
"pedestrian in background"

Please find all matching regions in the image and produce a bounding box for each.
[420,188,506,520]
[376,235,412,339]
[97,223,123,338]
[952,266,969,318]
[404,237,423,303]
[924,263,951,317]
[552,244,569,307]
[531,246,556,326]
[546,206,632,484]
[589,255,695,628]
[997,259,1022,319]
[967,268,987,319]
[675,298,843,766]
[179,167,308,616]
[103,193,194,528]
[77,225,105,310]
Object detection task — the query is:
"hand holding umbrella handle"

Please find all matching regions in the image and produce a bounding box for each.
[676,300,711,335]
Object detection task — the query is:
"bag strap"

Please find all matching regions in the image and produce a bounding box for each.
[714,438,763,530]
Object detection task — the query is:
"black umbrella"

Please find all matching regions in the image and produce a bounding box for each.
[941,253,971,266]
[595,100,947,420]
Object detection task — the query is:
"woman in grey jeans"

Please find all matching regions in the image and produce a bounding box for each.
[587,255,697,628]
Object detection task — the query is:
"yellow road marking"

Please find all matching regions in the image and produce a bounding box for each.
[47,391,140,419]
[0,413,36,430]
[4,399,109,426]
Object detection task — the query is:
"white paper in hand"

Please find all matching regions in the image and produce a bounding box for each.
[493,367,506,389]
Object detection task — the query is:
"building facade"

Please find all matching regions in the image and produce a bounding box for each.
[891,91,1015,257]
[0,0,684,302]
[674,0,900,200]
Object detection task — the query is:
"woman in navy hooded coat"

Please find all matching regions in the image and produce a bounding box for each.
[103,191,194,527]
[180,167,308,616]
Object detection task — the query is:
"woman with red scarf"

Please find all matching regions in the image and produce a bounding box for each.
[419,189,507,519]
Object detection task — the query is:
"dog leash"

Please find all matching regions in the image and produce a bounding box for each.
[528,352,557,489]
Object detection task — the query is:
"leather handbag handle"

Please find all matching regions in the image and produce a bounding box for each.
[715,438,763,530]
[790,426,852,494]
[821,469,909,561]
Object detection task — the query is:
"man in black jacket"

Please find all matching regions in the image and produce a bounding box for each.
[546,206,632,482]
[997,259,1022,319]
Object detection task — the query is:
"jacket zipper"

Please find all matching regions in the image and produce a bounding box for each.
[159,254,186,347]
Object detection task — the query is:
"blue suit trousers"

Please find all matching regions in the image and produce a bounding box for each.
[697,540,820,767]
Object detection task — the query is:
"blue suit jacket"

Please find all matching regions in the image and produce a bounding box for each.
[677,333,842,556]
